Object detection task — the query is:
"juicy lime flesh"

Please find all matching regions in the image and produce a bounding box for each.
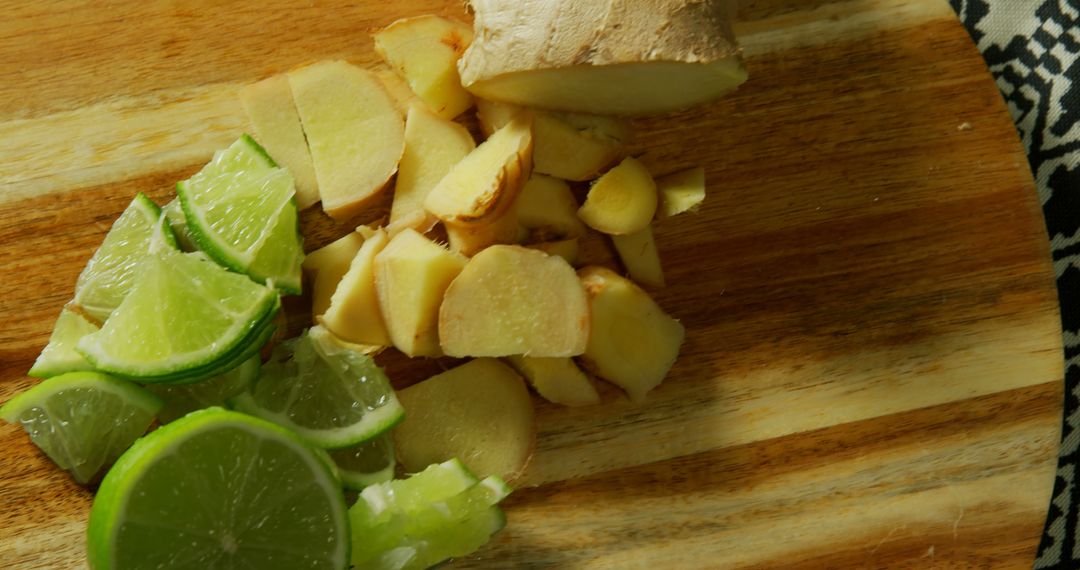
[330,434,395,490]
[179,135,304,293]
[76,250,277,379]
[348,463,509,570]
[235,327,403,448]
[73,193,171,323]
[28,307,99,378]
[88,409,348,570]
[146,355,260,423]
[0,371,160,485]
[162,199,199,252]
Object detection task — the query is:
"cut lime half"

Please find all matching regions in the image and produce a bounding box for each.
[231,326,403,449]
[87,408,349,570]
[76,250,278,381]
[0,371,161,484]
[178,135,304,293]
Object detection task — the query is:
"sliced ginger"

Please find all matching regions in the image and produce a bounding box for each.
[320,228,391,346]
[505,355,599,407]
[578,156,658,235]
[302,231,366,318]
[374,15,474,119]
[394,358,535,480]
[439,245,589,357]
[578,266,684,401]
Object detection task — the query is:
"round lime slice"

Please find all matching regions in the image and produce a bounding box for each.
[87,407,350,570]
[178,135,304,294]
[72,192,177,323]
[0,371,161,484]
[231,326,404,449]
[145,355,260,423]
[329,433,395,490]
[76,250,278,381]
[28,307,99,378]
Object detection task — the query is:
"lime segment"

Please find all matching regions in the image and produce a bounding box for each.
[145,355,260,423]
[86,408,349,570]
[0,371,161,484]
[28,307,99,378]
[72,193,176,323]
[76,250,278,381]
[178,135,304,293]
[329,433,395,490]
[231,326,404,449]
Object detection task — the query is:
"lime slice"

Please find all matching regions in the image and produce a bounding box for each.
[86,407,350,570]
[231,326,404,449]
[178,135,304,294]
[145,355,260,423]
[0,371,161,484]
[28,307,99,378]
[348,461,509,570]
[161,198,199,252]
[76,250,278,381]
[72,193,177,323]
[329,433,395,490]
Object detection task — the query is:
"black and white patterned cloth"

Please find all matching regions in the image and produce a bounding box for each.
[950,1,1079,567]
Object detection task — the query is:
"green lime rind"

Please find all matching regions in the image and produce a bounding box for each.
[87,407,349,570]
[161,199,199,253]
[75,250,278,380]
[229,326,404,449]
[72,193,177,323]
[28,307,99,378]
[177,135,303,294]
[124,295,279,385]
[348,461,509,570]
[145,355,260,423]
[0,371,162,484]
[329,434,396,491]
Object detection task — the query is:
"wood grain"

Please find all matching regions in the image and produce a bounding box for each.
[0,0,1063,569]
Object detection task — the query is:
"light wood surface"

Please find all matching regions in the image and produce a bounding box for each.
[0,0,1064,568]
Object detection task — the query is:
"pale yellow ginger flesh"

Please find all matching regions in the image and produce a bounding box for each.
[459,0,748,115]
[395,358,535,480]
[374,15,475,119]
[578,266,684,401]
[424,114,532,226]
[391,104,476,230]
[475,99,629,180]
[302,231,365,318]
[612,224,665,288]
[320,228,391,346]
[375,68,423,117]
[525,238,579,266]
[439,245,589,357]
[288,60,404,220]
[578,156,658,235]
[505,355,599,407]
[374,228,467,357]
[517,174,586,241]
[239,75,320,209]
[445,206,520,257]
[658,166,707,218]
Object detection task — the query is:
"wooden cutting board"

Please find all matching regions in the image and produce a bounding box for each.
[0,0,1064,568]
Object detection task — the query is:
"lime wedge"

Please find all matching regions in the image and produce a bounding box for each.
[231,326,404,449]
[72,193,176,323]
[178,135,304,294]
[145,355,260,423]
[0,371,161,484]
[28,307,99,378]
[348,460,510,570]
[86,408,349,570]
[161,198,199,252]
[76,250,278,381]
[329,433,395,490]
